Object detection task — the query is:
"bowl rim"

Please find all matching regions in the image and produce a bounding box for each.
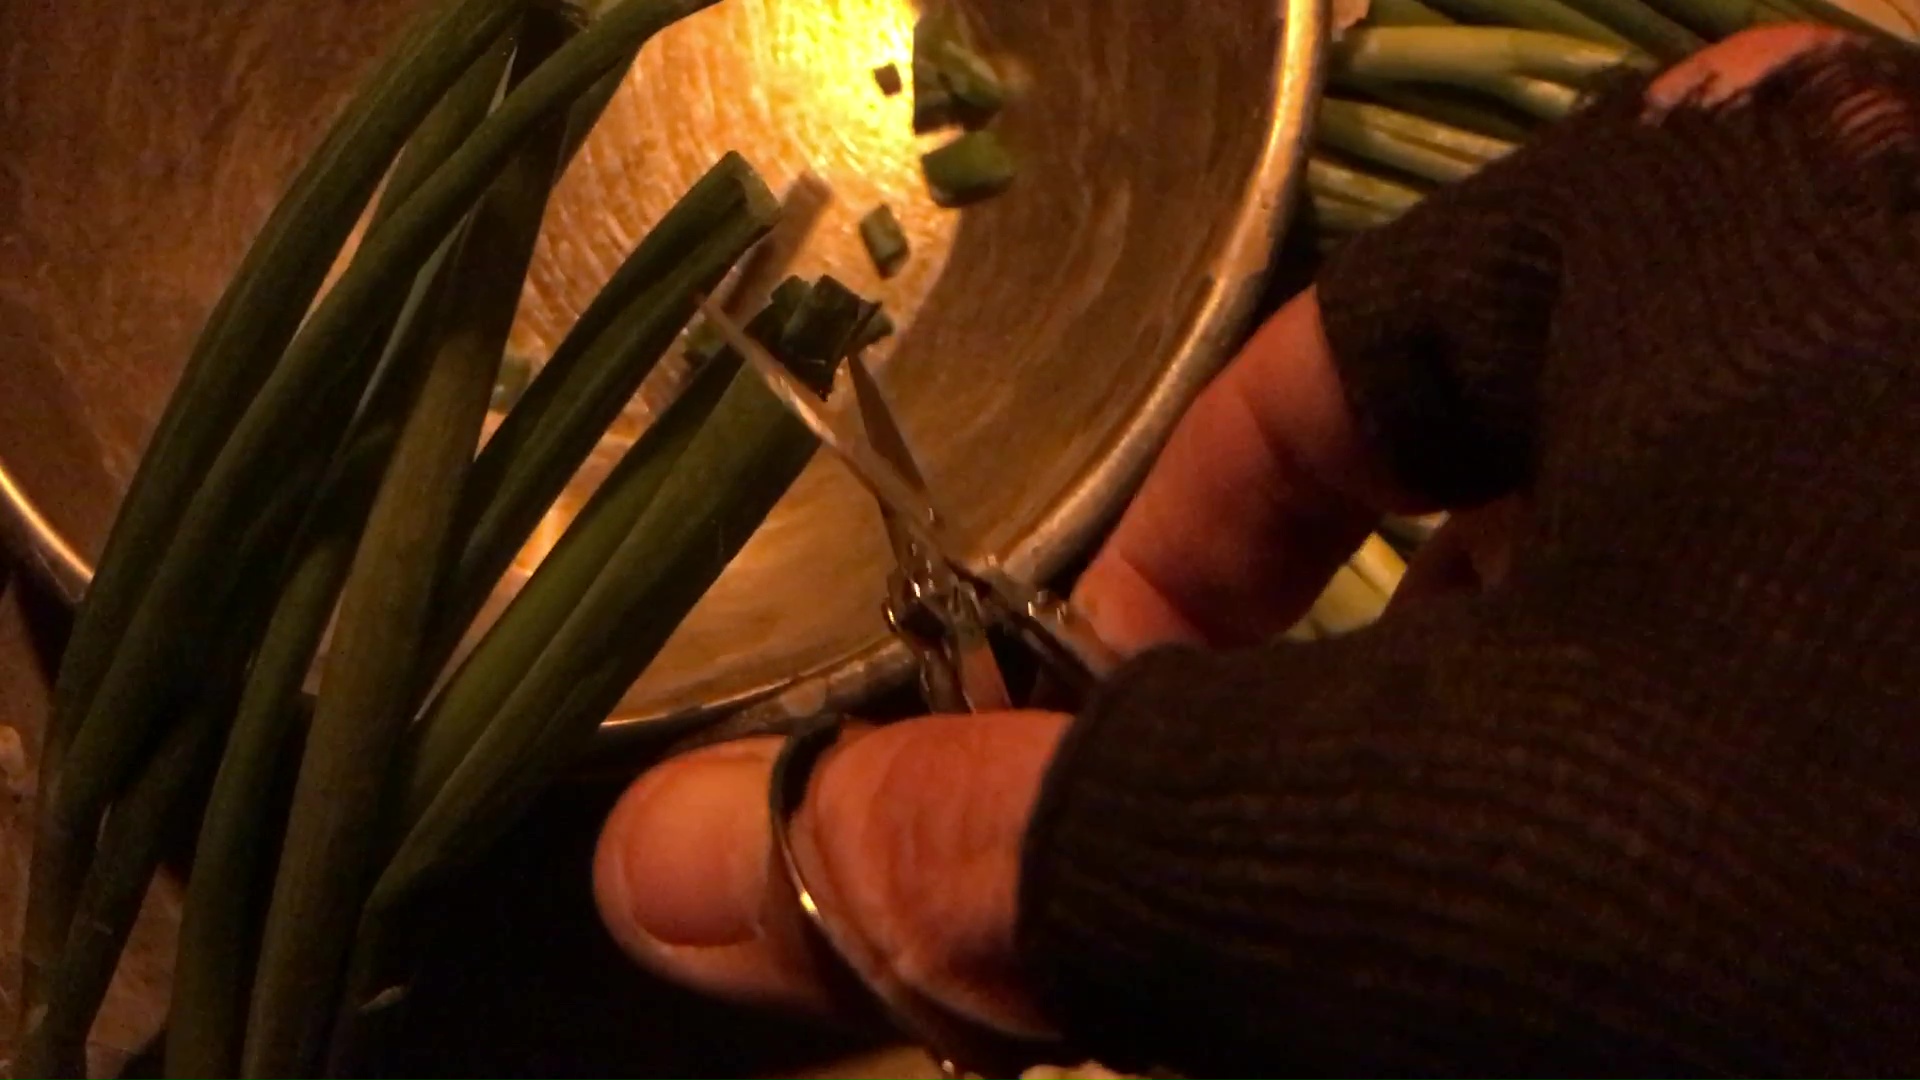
[0,0,1330,739]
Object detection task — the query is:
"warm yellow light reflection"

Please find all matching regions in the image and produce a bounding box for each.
[499,0,961,579]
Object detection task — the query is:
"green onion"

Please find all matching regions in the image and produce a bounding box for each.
[1307,157,1430,218]
[1642,0,1763,37]
[922,129,1018,208]
[912,6,963,132]
[1367,0,1459,25]
[1312,191,1402,232]
[162,232,471,1080]
[1337,76,1539,139]
[859,204,911,279]
[1333,26,1646,89]
[16,692,231,1079]
[1492,75,1585,120]
[781,276,880,394]
[1318,97,1519,184]
[33,1,729,1034]
[165,31,534,1070]
[370,281,869,919]
[397,283,806,835]
[240,7,588,1068]
[853,306,898,351]
[423,156,779,672]
[20,0,528,1021]
[710,172,836,319]
[1420,0,1638,48]
[1554,0,1706,57]
[935,42,1009,128]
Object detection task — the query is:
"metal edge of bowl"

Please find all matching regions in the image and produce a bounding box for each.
[0,0,1329,743]
[602,0,1330,747]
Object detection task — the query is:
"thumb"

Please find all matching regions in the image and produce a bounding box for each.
[593,711,1072,1035]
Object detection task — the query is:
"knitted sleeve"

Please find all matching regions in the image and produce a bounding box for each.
[1018,41,1920,1077]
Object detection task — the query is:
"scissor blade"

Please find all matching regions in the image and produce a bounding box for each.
[698,299,946,538]
[697,298,842,447]
[845,354,931,496]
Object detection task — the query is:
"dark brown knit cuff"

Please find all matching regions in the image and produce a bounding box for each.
[1014,644,1220,1075]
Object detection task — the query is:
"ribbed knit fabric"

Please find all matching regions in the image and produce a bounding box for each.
[1018,42,1920,1077]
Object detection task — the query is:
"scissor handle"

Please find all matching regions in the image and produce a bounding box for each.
[1011,589,1125,685]
[946,562,1125,707]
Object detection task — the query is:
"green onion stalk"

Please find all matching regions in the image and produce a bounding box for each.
[1554,0,1706,57]
[18,0,533,1025]
[25,0,723,1049]
[13,464,323,1079]
[1312,191,1405,233]
[1367,0,1463,25]
[372,320,847,920]
[1333,25,1648,88]
[420,152,779,675]
[1307,157,1430,218]
[1419,0,1637,49]
[331,283,852,1067]
[399,282,807,833]
[1337,76,1540,140]
[161,8,588,1071]
[237,7,616,1071]
[1317,97,1519,184]
[1642,0,1764,38]
[16,698,228,1078]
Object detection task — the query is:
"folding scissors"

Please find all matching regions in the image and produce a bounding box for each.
[698,299,1123,714]
[698,300,1124,1077]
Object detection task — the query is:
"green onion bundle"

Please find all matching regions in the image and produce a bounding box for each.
[11,0,894,1072]
[23,0,1915,1073]
[1308,0,1914,246]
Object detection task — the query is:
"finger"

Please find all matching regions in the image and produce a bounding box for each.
[1389,495,1526,608]
[594,712,1071,1034]
[1073,287,1422,655]
[1643,22,1851,121]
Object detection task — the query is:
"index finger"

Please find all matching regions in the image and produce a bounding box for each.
[1073,287,1426,654]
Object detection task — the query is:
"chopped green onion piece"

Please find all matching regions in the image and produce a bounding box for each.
[910,4,1006,131]
[922,130,1017,208]
[912,6,963,132]
[934,40,1007,128]
[859,204,911,279]
[770,275,815,312]
[781,275,876,395]
[853,306,897,352]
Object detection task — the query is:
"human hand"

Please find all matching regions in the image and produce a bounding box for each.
[592,21,1911,1075]
[589,282,1397,1033]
